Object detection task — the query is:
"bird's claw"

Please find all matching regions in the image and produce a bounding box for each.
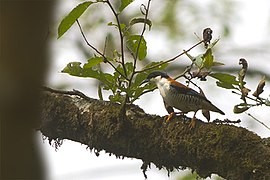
[165,112,175,123]
[188,117,196,129]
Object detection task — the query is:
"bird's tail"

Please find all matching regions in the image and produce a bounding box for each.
[210,104,225,115]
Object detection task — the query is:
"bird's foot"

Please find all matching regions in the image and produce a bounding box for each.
[188,117,196,129]
[164,112,175,123]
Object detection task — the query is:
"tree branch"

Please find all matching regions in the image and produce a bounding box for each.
[39,88,270,179]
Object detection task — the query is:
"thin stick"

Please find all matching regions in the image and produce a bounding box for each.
[76,20,128,80]
[246,113,270,131]
[132,0,151,73]
[106,0,127,76]
[135,40,204,74]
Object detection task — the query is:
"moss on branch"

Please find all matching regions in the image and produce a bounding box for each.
[39,88,270,179]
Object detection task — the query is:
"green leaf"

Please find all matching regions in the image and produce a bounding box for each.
[210,73,239,85]
[62,61,100,78]
[108,21,117,27]
[124,62,134,76]
[126,35,147,60]
[129,17,152,30]
[203,48,214,69]
[119,0,134,12]
[134,72,148,86]
[194,54,204,68]
[58,1,94,39]
[207,38,220,49]
[62,62,83,76]
[212,61,225,66]
[216,81,237,90]
[109,92,125,103]
[83,57,104,68]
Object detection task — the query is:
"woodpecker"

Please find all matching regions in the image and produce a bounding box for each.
[142,71,225,128]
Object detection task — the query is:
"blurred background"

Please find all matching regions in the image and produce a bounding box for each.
[38,0,270,179]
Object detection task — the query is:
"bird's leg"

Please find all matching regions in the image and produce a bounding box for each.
[164,101,175,123]
[189,111,198,129]
[165,112,175,123]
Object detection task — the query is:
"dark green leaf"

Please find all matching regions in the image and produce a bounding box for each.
[119,0,134,12]
[210,73,239,85]
[62,62,100,78]
[129,17,152,30]
[134,72,148,87]
[109,92,125,103]
[83,57,104,68]
[124,62,134,76]
[216,81,237,90]
[108,22,126,31]
[98,71,116,91]
[58,1,94,39]
[203,48,214,69]
[126,35,147,60]
[62,62,83,76]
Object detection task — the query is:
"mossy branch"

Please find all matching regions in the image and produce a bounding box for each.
[39,88,270,180]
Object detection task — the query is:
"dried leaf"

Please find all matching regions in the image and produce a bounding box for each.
[203,28,213,48]
[239,58,248,70]
[241,87,251,97]
[252,76,266,98]
[233,104,249,114]
[192,71,210,81]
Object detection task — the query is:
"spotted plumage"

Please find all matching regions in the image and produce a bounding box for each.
[142,71,225,128]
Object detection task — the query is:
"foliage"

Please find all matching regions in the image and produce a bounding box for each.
[58,0,269,126]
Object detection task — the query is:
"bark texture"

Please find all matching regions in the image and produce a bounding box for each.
[39,88,270,179]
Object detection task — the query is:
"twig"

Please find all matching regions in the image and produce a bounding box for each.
[76,20,128,80]
[174,65,193,80]
[106,0,127,76]
[128,0,152,103]
[232,91,265,105]
[135,40,204,74]
[40,86,92,101]
[246,113,270,131]
[132,0,151,74]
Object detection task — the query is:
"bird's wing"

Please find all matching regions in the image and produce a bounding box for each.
[169,79,208,101]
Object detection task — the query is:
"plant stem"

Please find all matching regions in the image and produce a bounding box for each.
[106,0,127,77]
[135,40,204,74]
[76,20,128,80]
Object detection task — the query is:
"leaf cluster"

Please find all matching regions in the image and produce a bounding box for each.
[209,58,269,114]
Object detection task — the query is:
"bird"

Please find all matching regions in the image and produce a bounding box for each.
[142,71,225,128]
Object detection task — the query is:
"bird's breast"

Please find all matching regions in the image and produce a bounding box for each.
[158,84,203,113]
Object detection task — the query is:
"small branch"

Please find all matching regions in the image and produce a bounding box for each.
[106,0,127,76]
[135,40,204,74]
[246,113,270,131]
[174,64,194,80]
[76,20,128,80]
[132,0,151,74]
[232,91,266,105]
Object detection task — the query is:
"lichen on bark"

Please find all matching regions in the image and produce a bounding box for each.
[39,88,270,179]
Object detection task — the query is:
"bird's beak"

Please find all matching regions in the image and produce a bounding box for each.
[140,79,149,86]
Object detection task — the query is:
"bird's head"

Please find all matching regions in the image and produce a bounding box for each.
[141,71,169,85]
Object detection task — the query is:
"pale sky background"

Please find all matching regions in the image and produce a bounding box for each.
[37,0,270,180]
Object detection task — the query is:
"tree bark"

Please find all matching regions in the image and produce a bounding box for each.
[39,88,270,180]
